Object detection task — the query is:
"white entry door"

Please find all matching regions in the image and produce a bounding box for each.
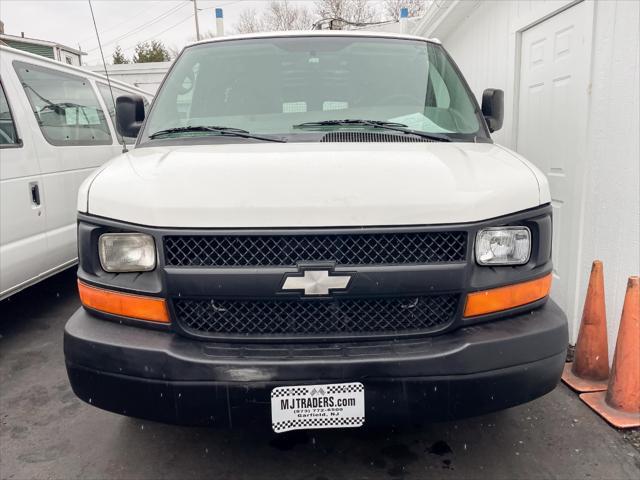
[517,1,593,333]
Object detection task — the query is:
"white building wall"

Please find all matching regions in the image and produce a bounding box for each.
[415,0,639,355]
[433,1,513,146]
[577,0,640,354]
[86,61,171,93]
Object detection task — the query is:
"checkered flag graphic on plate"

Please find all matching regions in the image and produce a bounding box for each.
[272,416,365,433]
[271,387,309,398]
[326,384,365,394]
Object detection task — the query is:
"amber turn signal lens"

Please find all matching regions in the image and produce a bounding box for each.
[78,281,170,323]
[463,274,552,317]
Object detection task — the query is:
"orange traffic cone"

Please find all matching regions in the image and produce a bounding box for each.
[562,260,609,392]
[581,276,640,428]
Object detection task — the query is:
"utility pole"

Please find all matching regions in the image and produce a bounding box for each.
[193,0,201,41]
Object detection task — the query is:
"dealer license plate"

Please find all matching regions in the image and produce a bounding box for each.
[271,382,365,433]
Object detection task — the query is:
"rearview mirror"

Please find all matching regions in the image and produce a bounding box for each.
[481,88,504,133]
[115,94,145,139]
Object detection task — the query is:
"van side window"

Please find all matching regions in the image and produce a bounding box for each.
[96,83,144,143]
[13,62,112,146]
[0,82,20,146]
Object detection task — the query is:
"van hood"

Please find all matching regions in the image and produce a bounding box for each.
[81,142,549,228]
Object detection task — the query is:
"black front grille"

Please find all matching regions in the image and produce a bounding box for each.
[173,295,458,338]
[164,231,467,267]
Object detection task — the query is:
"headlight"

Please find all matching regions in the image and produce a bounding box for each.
[475,227,531,265]
[99,233,156,272]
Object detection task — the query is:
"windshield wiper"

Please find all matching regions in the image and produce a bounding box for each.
[149,125,287,143]
[293,119,451,142]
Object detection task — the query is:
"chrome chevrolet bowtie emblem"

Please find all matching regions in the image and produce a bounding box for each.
[282,270,351,296]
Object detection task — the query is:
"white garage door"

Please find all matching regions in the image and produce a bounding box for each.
[516,1,593,334]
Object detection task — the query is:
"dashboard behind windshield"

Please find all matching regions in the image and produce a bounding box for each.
[142,36,487,142]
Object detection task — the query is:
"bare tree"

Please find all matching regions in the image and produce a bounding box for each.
[234,1,312,34]
[234,8,264,34]
[314,0,379,28]
[167,45,182,59]
[382,0,428,21]
[264,0,314,30]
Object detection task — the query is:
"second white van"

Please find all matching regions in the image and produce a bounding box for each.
[0,46,153,300]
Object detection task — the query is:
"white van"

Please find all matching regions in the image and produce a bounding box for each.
[0,46,152,300]
[64,31,568,432]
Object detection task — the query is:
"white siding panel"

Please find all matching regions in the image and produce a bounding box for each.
[576,0,640,358]
[441,2,513,146]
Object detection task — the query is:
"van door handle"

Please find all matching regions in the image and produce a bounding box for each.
[30,182,40,206]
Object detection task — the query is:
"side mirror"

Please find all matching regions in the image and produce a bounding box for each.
[481,88,504,133]
[115,94,145,138]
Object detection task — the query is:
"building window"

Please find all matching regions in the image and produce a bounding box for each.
[13,61,112,146]
[0,82,20,146]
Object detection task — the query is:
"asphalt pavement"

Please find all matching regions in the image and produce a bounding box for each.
[1,269,639,480]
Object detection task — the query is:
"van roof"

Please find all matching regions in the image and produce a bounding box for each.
[187,29,440,49]
[0,44,153,97]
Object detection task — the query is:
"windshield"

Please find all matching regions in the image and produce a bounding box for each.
[142,36,486,142]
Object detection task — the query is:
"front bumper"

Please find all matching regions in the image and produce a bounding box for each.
[64,300,568,428]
